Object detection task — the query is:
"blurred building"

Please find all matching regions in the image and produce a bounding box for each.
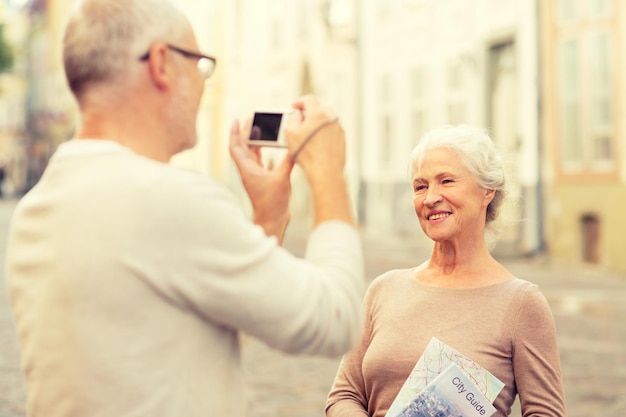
[540,1,626,273]
[217,0,360,219]
[10,0,626,275]
[7,0,359,217]
[357,0,626,274]
[169,2,223,182]
[357,0,543,257]
[21,0,75,192]
[0,0,29,195]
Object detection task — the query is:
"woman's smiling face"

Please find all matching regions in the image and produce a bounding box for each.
[412,147,495,243]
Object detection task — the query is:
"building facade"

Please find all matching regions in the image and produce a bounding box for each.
[0,0,28,196]
[21,0,75,192]
[357,0,543,255]
[13,0,360,220]
[13,0,626,274]
[218,0,361,220]
[540,0,626,273]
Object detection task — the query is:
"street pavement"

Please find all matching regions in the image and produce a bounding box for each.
[1,197,625,417]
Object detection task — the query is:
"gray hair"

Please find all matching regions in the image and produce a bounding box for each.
[62,0,190,97]
[409,124,507,225]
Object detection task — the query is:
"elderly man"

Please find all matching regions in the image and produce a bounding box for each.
[5,0,364,416]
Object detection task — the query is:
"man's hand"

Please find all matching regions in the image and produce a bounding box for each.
[229,119,294,243]
[285,95,355,228]
[286,96,345,177]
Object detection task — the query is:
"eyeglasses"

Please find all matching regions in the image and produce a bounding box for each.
[139,43,217,80]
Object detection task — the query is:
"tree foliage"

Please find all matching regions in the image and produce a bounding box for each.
[0,24,14,73]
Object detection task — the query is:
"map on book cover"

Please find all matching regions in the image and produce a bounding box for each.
[396,363,497,417]
[385,337,504,417]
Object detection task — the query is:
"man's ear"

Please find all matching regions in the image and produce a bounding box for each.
[146,43,172,91]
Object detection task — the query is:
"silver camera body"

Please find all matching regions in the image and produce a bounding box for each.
[247,109,293,148]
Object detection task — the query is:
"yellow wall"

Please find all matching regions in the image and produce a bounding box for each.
[546,183,626,273]
[540,1,626,276]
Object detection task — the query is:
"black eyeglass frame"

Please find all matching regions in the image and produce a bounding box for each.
[139,43,217,79]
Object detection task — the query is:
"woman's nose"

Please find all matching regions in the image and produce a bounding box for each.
[423,187,442,206]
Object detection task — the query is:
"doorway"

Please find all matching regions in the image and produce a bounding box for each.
[488,41,522,250]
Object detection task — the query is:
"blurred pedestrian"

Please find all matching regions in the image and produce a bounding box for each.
[326,125,566,417]
[5,1,364,416]
[0,154,7,197]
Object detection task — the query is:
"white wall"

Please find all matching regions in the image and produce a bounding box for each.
[358,0,542,252]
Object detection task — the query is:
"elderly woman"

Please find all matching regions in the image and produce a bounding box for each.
[326,125,566,417]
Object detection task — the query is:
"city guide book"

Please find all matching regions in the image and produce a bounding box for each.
[385,337,505,417]
[395,362,497,417]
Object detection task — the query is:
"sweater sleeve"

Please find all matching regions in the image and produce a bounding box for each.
[128,174,365,358]
[511,285,567,417]
[325,282,377,416]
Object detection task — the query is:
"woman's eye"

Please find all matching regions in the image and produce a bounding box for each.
[414,184,426,192]
[442,178,454,184]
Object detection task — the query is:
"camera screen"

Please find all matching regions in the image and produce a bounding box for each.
[250,112,283,142]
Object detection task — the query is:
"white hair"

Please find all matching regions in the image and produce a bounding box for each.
[408,124,507,225]
[62,0,190,97]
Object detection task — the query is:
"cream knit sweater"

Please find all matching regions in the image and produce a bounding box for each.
[6,139,364,417]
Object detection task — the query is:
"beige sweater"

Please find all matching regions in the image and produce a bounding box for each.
[326,269,566,417]
[6,139,365,417]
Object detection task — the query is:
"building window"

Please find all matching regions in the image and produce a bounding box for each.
[555,0,616,174]
[589,32,613,165]
[267,0,287,49]
[559,0,612,22]
[410,111,424,149]
[559,38,583,166]
[380,114,392,168]
[447,61,467,125]
[410,66,426,150]
[556,19,615,173]
[378,74,393,169]
[327,0,353,28]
